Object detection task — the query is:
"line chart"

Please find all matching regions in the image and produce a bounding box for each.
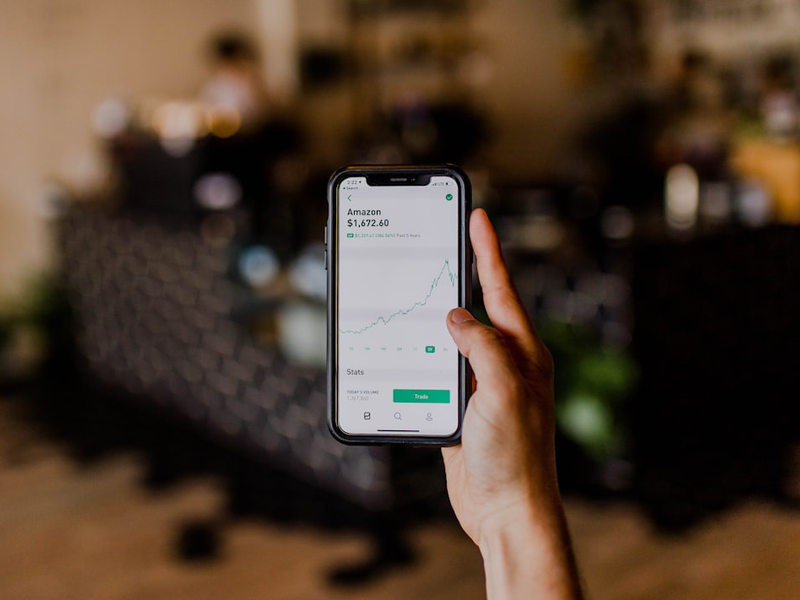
[339,259,458,335]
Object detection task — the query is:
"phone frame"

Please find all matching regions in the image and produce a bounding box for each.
[326,164,472,446]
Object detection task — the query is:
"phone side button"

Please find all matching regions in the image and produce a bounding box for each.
[323,249,327,270]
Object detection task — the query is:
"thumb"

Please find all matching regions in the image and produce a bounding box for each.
[445,308,482,360]
[446,308,518,389]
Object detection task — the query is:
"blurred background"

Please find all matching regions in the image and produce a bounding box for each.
[1,0,800,598]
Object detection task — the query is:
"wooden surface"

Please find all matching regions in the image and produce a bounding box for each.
[2,395,800,600]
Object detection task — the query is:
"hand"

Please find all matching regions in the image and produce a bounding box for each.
[443,208,582,598]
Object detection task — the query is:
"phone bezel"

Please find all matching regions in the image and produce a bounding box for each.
[326,165,472,446]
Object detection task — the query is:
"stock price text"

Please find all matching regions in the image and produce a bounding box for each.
[347,218,390,228]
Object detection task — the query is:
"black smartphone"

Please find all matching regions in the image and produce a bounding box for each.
[326,165,472,445]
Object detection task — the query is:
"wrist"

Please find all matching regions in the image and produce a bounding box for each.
[478,498,582,599]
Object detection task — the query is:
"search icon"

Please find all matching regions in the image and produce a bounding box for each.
[393,412,402,420]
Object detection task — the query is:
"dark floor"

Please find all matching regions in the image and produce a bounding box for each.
[2,373,800,599]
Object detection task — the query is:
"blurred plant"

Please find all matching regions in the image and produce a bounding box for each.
[539,318,638,461]
[0,314,11,353]
[23,275,73,340]
[0,274,73,383]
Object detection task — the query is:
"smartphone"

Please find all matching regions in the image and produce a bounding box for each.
[326,165,472,445]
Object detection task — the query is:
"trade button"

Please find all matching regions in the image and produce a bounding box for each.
[393,389,450,404]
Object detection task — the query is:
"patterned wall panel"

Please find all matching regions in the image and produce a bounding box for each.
[56,207,391,509]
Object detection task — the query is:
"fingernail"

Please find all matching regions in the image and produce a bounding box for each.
[450,308,474,323]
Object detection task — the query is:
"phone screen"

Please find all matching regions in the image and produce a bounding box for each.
[328,167,469,443]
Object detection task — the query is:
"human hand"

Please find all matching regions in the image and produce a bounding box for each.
[443,208,581,598]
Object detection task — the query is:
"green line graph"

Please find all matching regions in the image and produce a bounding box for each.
[339,259,458,335]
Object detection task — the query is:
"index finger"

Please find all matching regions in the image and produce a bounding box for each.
[447,308,522,397]
[470,208,539,356]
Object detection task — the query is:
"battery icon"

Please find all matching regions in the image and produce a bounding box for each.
[425,346,435,353]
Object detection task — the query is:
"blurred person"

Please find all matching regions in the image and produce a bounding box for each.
[443,208,583,599]
[200,30,270,134]
[759,54,798,140]
[198,30,301,248]
[655,49,731,181]
[197,31,269,221]
[669,50,720,115]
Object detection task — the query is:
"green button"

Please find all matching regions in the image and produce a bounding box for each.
[393,389,450,404]
[425,346,435,353]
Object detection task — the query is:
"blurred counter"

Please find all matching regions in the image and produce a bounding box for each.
[55,204,390,510]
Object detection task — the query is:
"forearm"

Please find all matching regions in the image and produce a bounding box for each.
[479,502,583,600]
